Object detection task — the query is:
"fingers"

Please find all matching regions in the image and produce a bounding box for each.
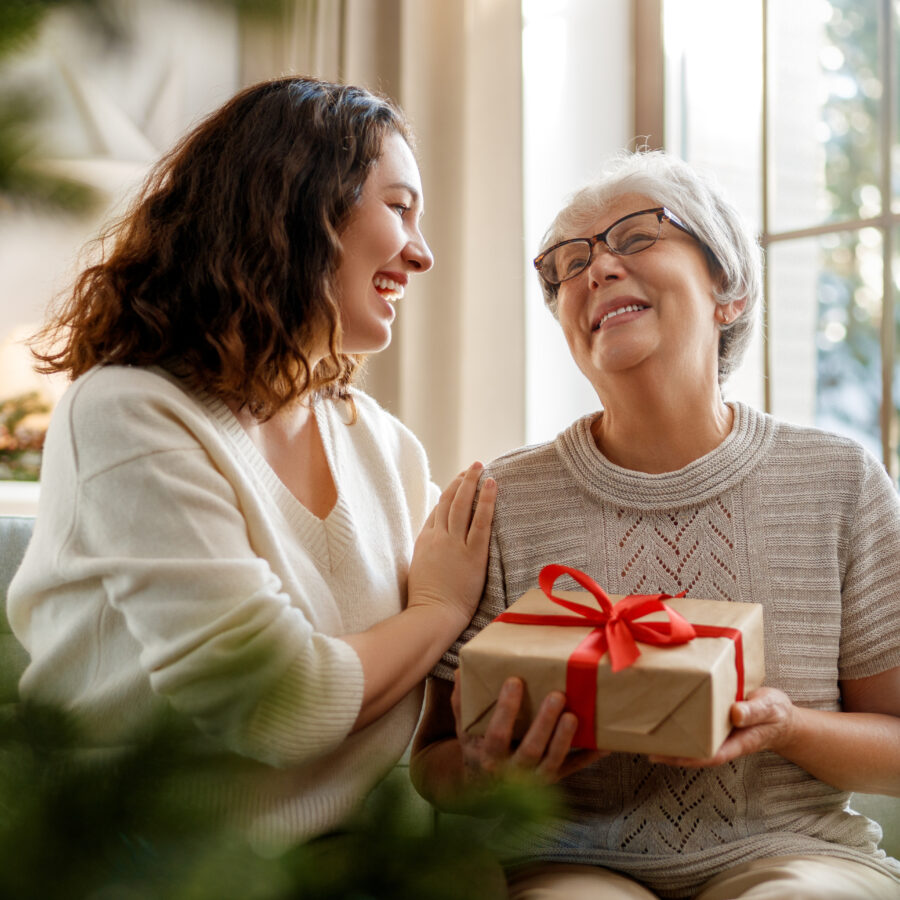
[532,708,578,775]
[731,688,785,727]
[648,690,794,768]
[454,669,602,787]
[480,677,524,771]
[446,462,484,535]
[431,463,497,543]
[445,463,480,534]
[513,692,567,769]
[430,470,469,531]
[466,476,497,548]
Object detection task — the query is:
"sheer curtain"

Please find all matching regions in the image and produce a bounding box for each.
[242,0,526,486]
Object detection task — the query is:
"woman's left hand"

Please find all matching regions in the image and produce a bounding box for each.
[648,686,795,768]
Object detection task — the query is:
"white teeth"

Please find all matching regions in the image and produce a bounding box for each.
[596,304,646,329]
[374,275,404,300]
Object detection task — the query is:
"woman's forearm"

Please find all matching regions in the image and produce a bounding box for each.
[342,463,495,732]
[778,707,900,796]
[340,605,466,732]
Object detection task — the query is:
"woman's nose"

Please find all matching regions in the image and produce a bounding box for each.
[586,244,626,285]
[405,231,434,273]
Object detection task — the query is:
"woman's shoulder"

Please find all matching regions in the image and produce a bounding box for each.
[483,433,562,481]
[50,365,215,475]
[762,409,885,472]
[753,409,898,505]
[64,364,195,411]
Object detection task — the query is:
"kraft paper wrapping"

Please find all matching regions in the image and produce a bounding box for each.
[459,588,765,759]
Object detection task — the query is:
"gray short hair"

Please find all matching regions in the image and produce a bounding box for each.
[537,150,762,384]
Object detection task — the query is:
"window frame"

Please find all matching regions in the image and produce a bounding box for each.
[645,0,899,477]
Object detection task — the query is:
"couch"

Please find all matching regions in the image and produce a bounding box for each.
[1,514,897,857]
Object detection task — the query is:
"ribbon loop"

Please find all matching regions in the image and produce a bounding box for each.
[534,563,695,673]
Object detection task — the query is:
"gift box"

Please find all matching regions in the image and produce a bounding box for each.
[459,565,765,759]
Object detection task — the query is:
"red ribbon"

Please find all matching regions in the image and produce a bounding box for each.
[494,564,746,749]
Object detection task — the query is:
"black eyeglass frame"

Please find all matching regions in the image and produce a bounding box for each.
[533,206,698,286]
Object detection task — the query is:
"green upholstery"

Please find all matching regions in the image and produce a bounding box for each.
[0,514,896,858]
[0,515,33,709]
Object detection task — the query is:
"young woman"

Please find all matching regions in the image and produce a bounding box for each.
[9,76,496,848]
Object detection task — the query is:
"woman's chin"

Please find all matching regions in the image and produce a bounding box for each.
[343,330,392,356]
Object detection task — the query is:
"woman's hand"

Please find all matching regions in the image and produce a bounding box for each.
[648,686,796,768]
[407,462,497,629]
[649,676,900,796]
[452,673,605,787]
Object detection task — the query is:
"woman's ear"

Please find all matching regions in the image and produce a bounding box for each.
[717,297,747,325]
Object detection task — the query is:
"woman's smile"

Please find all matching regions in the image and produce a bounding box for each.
[591,298,651,332]
[373,272,407,303]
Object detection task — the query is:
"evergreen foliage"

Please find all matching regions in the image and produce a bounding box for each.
[0,703,554,899]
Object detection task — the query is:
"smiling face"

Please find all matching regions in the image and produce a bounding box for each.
[334,131,433,356]
[555,193,736,396]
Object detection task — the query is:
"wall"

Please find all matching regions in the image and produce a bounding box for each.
[522,0,634,445]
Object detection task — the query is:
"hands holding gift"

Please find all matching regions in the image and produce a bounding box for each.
[649,686,797,768]
[650,670,900,797]
[451,673,605,786]
[411,672,604,810]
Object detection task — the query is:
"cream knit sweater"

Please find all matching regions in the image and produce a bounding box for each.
[9,365,437,846]
[436,402,900,897]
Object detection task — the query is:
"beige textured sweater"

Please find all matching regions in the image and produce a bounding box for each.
[436,402,900,897]
[10,366,437,847]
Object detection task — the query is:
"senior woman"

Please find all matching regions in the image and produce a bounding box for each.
[411,151,900,899]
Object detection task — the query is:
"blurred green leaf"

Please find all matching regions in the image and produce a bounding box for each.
[0,87,99,212]
[0,703,556,899]
[0,0,281,213]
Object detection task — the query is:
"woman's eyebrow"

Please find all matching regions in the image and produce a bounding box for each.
[387,182,421,203]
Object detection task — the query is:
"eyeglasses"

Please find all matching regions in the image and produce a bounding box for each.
[533,207,696,286]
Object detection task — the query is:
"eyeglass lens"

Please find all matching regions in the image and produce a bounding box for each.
[540,211,663,285]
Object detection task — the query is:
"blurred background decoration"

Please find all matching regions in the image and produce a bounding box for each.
[0,0,286,483]
[0,0,529,503]
[1,0,898,488]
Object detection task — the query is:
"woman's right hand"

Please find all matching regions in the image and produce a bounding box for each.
[406,462,497,629]
[451,672,606,787]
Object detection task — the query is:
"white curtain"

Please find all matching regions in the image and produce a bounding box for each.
[241,0,526,486]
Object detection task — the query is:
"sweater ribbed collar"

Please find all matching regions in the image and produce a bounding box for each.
[555,402,776,510]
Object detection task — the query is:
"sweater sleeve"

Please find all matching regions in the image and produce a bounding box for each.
[46,371,365,766]
[838,452,900,680]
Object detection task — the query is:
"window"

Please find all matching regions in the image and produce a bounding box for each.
[665,0,900,478]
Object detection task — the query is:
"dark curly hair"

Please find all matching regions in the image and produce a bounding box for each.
[33,76,412,418]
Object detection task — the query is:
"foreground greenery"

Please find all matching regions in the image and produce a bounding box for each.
[0,703,556,899]
[0,0,284,211]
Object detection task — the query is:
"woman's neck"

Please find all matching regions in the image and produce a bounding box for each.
[229,399,338,519]
[591,375,733,474]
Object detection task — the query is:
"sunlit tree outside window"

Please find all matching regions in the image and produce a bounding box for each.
[664,0,899,478]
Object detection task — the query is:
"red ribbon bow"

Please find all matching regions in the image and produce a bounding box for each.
[495,564,741,749]
[497,564,696,672]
